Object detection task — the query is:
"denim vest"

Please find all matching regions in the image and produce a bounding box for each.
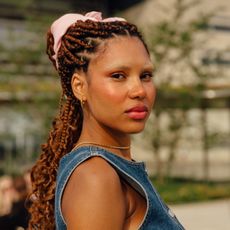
[55,146,185,230]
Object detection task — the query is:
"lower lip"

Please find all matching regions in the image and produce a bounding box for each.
[126,111,148,120]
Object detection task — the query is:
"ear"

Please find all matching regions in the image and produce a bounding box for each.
[71,73,87,101]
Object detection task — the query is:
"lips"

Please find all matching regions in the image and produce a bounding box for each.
[125,105,148,120]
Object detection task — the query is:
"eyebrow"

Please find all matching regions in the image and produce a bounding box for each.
[143,65,155,71]
[105,64,154,72]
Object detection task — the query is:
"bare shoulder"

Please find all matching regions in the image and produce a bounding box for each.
[75,156,120,183]
[62,156,126,230]
[66,156,122,192]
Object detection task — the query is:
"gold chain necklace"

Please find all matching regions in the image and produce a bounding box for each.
[72,142,130,151]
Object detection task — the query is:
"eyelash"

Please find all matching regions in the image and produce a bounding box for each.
[141,72,153,80]
[110,71,154,81]
[111,73,125,80]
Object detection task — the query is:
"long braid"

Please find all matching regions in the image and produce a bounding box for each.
[28,19,147,229]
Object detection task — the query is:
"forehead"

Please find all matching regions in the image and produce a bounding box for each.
[88,36,152,70]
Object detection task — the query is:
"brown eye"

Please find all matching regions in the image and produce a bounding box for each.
[141,72,153,81]
[111,73,126,80]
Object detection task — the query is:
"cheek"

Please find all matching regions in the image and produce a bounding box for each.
[147,84,156,106]
[88,83,124,109]
[92,83,124,103]
[105,89,124,103]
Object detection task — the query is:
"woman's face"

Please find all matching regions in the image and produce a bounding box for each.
[83,36,156,135]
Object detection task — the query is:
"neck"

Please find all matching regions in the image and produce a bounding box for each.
[76,119,131,159]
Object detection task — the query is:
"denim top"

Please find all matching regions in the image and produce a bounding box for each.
[55,146,185,230]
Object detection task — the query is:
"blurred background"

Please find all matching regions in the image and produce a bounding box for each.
[0,0,229,229]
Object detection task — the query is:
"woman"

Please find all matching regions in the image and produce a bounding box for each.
[28,11,184,230]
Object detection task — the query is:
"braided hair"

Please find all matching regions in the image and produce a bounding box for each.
[28,19,148,229]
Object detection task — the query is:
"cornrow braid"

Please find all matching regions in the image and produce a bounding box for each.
[28,19,148,229]
[57,20,147,98]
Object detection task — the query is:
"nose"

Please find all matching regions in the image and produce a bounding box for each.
[129,78,146,99]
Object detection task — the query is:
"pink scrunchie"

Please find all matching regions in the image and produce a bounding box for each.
[50,11,126,68]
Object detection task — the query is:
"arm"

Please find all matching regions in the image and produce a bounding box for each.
[61,157,127,230]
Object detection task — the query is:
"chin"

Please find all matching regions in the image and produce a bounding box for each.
[126,125,146,134]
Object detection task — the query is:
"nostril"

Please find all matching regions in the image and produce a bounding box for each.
[130,88,146,99]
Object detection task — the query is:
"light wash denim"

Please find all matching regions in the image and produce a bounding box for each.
[55,146,185,229]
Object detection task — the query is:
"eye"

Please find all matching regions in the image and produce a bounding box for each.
[111,73,126,80]
[141,71,153,81]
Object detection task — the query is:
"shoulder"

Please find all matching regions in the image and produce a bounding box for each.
[61,156,126,229]
[68,156,121,190]
[64,156,123,198]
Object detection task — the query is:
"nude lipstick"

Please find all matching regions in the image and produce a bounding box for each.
[125,105,148,120]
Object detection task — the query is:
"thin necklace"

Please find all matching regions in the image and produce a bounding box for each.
[72,141,130,151]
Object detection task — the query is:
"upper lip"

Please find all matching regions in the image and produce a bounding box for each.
[125,105,148,113]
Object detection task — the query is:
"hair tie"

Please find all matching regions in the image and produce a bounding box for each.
[50,11,126,69]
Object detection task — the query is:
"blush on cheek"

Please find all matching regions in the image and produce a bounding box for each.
[102,88,123,103]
